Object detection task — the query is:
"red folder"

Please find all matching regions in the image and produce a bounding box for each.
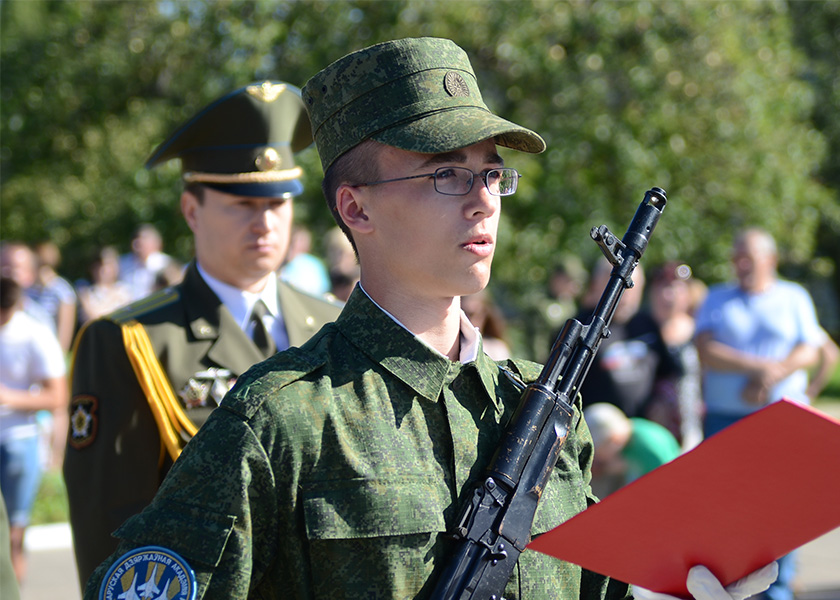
[527,400,840,598]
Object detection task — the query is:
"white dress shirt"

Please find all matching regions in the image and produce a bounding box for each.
[197,263,290,352]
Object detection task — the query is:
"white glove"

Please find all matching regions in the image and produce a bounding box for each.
[632,562,778,600]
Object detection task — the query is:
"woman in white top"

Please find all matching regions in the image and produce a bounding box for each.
[0,276,67,586]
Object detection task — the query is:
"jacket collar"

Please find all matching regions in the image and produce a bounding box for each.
[180,261,266,373]
[335,287,501,409]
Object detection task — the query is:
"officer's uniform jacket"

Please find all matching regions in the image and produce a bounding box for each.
[84,287,631,600]
[64,261,342,587]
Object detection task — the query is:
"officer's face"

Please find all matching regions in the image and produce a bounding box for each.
[345,138,502,301]
[182,187,292,292]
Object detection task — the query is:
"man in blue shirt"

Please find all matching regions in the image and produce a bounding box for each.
[695,227,823,600]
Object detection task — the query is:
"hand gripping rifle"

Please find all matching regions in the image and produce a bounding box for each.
[433,187,668,600]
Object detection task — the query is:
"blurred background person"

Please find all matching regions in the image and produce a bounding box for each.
[118,223,175,302]
[806,330,839,400]
[565,259,679,418]
[0,242,68,492]
[280,224,330,296]
[0,277,68,587]
[152,260,186,292]
[29,241,77,353]
[76,246,133,325]
[646,262,705,451]
[687,275,709,317]
[461,288,512,361]
[545,255,586,333]
[0,242,53,331]
[584,402,681,499]
[695,228,823,432]
[695,227,824,600]
[525,254,586,363]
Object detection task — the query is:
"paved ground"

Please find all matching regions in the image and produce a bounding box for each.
[15,402,840,600]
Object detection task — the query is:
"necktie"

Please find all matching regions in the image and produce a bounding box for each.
[250,299,276,358]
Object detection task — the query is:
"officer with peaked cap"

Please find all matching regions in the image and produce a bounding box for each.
[81,39,777,600]
[63,81,342,591]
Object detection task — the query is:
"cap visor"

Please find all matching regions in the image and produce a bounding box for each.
[371,107,545,156]
[205,178,304,198]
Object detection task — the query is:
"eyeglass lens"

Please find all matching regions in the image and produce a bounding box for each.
[435,167,518,196]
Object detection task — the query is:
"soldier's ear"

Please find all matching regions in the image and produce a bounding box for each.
[181,189,200,233]
[335,184,373,235]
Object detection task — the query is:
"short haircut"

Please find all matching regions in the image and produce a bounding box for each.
[185,183,207,204]
[734,227,777,257]
[583,402,632,449]
[321,139,384,255]
[0,276,22,311]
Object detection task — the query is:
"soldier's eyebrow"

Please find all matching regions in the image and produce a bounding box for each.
[421,151,467,168]
[420,150,504,169]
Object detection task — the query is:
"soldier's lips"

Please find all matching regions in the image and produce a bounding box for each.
[461,235,494,257]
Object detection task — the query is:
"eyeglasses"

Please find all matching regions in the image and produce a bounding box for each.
[354,166,521,197]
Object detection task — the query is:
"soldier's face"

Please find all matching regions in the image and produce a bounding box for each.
[182,187,292,292]
[347,139,502,301]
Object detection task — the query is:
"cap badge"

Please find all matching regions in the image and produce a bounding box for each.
[255,147,283,172]
[99,546,196,600]
[444,72,470,97]
[246,81,287,103]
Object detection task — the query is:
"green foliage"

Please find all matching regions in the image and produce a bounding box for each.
[30,469,70,526]
[2,0,839,358]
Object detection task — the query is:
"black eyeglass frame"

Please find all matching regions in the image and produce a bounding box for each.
[353,166,521,197]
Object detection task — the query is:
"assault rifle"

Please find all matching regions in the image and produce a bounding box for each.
[433,187,668,599]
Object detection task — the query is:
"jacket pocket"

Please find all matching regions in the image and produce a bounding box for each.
[302,476,448,540]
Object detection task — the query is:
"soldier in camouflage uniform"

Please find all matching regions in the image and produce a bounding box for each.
[83,39,777,600]
[64,82,343,591]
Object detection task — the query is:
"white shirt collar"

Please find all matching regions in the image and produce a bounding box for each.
[197,262,280,330]
[358,283,481,364]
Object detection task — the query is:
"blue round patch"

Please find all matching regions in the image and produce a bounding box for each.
[99,545,197,600]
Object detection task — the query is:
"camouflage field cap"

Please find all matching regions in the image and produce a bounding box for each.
[145,81,313,197]
[302,37,546,172]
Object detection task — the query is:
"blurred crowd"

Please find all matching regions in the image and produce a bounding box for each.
[0,222,361,350]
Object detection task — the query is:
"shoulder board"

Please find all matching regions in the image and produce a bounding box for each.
[279,279,344,308]
[108,287,181,324]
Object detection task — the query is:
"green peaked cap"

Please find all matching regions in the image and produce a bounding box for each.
[302,37,545,172]
[145,81,312,197]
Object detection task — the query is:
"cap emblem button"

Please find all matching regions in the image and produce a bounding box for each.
[444,72,470,97]
[255,147,282,171]
[246,81,287,102]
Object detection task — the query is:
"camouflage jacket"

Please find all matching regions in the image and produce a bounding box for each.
[85,287,631,600]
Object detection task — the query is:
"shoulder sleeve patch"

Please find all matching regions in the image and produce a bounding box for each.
[68,394,99,449]
[99,545,197,600]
